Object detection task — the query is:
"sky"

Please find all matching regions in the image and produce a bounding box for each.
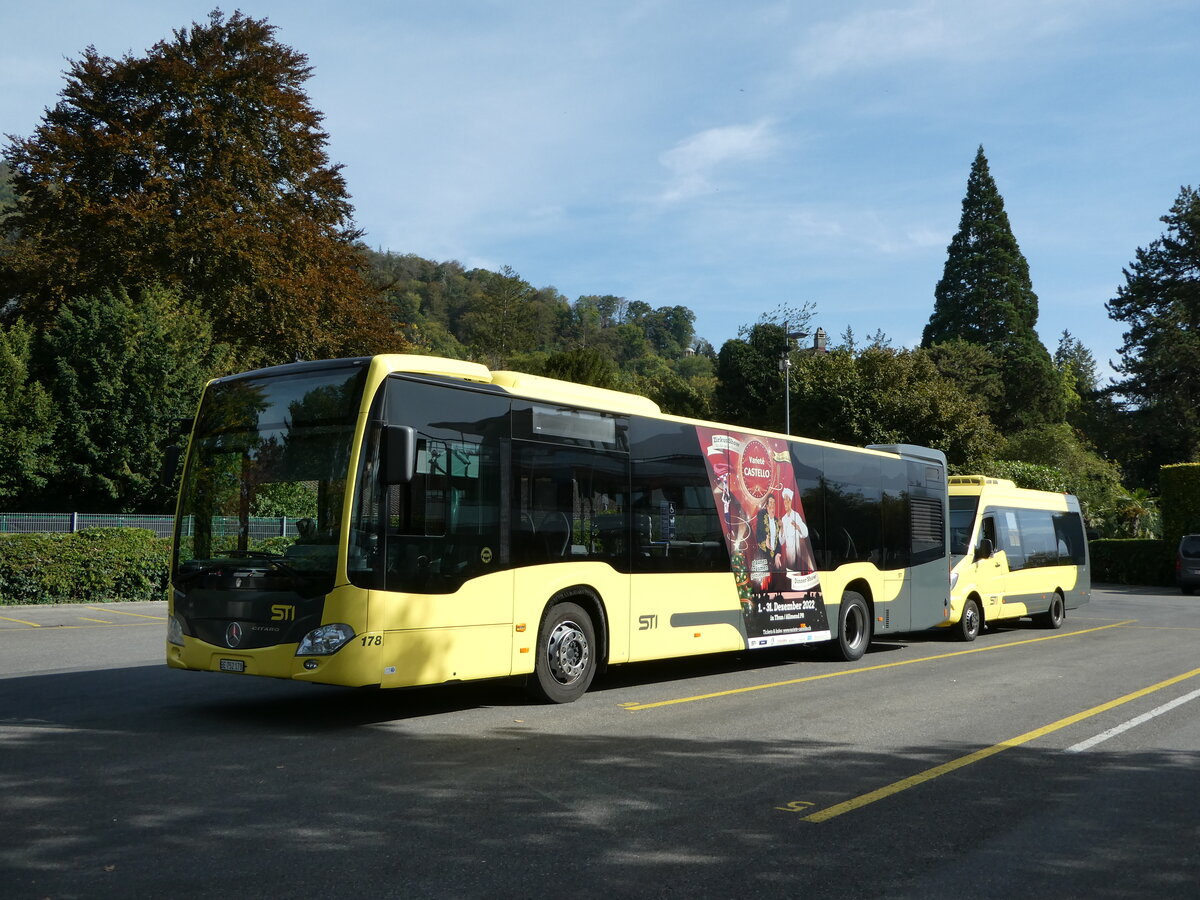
[3,1,1199,380]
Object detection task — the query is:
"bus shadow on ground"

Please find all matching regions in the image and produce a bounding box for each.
[2,672,1198,900]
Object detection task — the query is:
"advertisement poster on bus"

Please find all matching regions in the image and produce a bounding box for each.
[695,426,831,648]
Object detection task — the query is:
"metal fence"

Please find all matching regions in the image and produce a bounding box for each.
[0,514,300,540]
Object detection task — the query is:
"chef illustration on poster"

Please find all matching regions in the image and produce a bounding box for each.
[696,427,831,648]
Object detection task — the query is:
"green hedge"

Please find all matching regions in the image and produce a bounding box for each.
[0,527,1182,602]
[1088,538,1173,586]
[0,528,171,605]
[1161,463,1200,558]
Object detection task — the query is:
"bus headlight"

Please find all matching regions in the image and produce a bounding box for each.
[296,624,355,656]
[167,615,185,646]
[949,571,959,591]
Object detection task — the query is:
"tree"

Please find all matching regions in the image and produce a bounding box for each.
[542,347,620,389]
[715,322,998,467]
[1,10,394,365]
[1053,328,1118,441]
[1106,185,1200,471]
[997,422,1127,532]
[459,266,543,368]
[714,322,793,429]
[924,147,1037,345]
[788,347,1000,468]
[715,304,820,429]
[35,285,228,512]
[0,319,57,503]
[1054,330,1099,397]
[991,339,1066,431]
[922,147,1063,429]
[0,162,14,213]
[923,339,1004,416]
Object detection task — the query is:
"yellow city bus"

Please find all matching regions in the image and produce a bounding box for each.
[944,476,1090,641]
[167,354,951,702]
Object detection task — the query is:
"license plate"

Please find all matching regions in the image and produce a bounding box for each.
[219,659,245,673]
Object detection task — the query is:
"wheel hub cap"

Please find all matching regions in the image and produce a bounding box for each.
[548,620,589,685]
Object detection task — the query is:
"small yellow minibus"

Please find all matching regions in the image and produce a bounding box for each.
[945,476,1090,641]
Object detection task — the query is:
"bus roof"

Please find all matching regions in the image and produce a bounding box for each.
[371,353,662,417]
[948,475,1015,488]
[368,353,939,462]
[949,474,1080,509]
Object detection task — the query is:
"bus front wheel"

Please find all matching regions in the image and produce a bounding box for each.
[530,601,597,704]
[955,598,982,642]
[833,591,872,661]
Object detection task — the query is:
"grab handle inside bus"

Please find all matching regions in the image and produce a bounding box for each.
[381,424,416,484]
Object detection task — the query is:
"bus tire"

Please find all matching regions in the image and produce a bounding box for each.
[833,591,872,661]
[1039,592,1065,630]
[529,601,597,704]
[955,597,982,642]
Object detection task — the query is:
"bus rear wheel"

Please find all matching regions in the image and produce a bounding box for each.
[1039,593,1066,630]
[833,591,872,661]
[529,601,597,704]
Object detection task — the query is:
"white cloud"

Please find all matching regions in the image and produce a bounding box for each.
[793,0,1117,78]
[657,120,779,203]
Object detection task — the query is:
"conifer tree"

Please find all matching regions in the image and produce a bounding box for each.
[922,147,1063,429]
[1107,185,1200,469]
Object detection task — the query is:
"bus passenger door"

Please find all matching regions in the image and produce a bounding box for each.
[511,441,633,666]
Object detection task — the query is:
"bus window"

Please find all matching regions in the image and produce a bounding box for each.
[880,458,910,570]
[368,378,508,594]
[823,448,883,567]
[512,442,628,567]
[979,515,997,557]
[1053,512,1087,565]
[994,509,1025,570]
[1017,508,1059,568]
[630,419,729,574]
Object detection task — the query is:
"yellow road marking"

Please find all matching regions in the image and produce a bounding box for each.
[624,620,1135,711]
[85,605,166,621]
[803,664,1200,823]
[80,617,116,624]
[0,621,161,632]
[0,614,41,627]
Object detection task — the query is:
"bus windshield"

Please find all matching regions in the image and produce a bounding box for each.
[173,363,368,598]
[949,496,979,557]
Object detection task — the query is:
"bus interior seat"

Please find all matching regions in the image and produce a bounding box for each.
[539,512,571,558]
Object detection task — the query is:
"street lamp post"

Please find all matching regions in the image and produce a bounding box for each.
[780,323,807,435]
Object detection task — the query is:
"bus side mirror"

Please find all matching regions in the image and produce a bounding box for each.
[381,425,416,485]
[974,538,994,562]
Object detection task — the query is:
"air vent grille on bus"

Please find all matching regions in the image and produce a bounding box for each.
[910,496,944,544]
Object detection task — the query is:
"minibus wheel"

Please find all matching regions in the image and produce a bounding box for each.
[1039,592,1065,630]
[955,598,982,642]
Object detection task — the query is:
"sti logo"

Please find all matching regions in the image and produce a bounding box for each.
[270,604,296,622]
[638,614,658,631]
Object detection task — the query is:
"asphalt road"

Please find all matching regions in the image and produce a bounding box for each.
[2,587,1198,899]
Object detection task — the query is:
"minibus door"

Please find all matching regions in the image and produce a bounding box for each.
[975,513,1009,619]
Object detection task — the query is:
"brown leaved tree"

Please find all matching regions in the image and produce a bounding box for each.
[1,9,398,365]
